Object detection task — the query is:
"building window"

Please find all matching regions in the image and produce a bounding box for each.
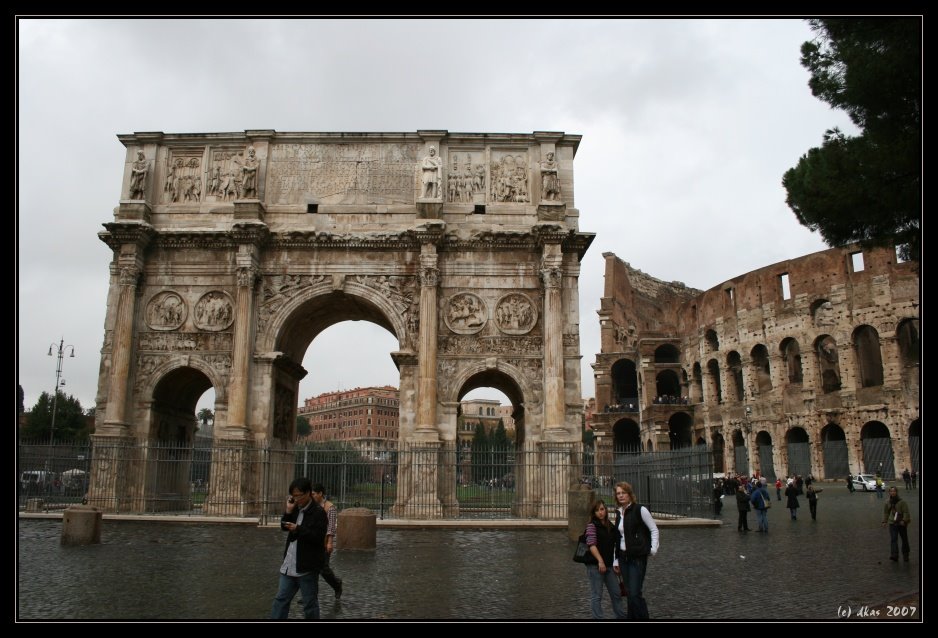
[779,273,791,301]
[850,251,865,272]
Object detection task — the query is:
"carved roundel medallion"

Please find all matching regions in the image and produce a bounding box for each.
[494,293,537,335]
[193,291,234,332]
[444,292,488,335]
[145,291,187,331]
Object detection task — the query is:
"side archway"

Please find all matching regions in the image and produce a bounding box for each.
[860,421,895,478]
[755,430,775,480]
[820,423,849,478]
[785,427,811,477]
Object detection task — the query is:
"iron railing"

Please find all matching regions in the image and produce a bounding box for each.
[19,439,715,520]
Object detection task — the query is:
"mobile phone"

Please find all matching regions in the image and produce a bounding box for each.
[288,497,295,504]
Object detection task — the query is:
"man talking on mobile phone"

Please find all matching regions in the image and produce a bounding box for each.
[270,477,328,619]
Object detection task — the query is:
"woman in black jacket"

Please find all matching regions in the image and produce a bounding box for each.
[785,481,801,520]
[584,499,627,619]
[735,483,751,531]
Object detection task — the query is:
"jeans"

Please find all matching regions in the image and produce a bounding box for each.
[270,570,321,619]
[621,556,650,619]
[586,565,627,619]
[889,523,910,559]
[755,508,769,532]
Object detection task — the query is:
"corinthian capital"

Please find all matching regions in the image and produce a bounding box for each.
[119,266,141,286]
[540,266,562,289]
[237,266,260,288]
[420,267,440,288]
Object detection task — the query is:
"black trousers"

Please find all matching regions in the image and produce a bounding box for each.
[737,510,749,530]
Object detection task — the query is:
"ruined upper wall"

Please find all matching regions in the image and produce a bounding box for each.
[679,244,919,341]
[599,252,700,347]
[114,130,582,231]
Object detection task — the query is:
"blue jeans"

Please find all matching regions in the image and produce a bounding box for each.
[755,508,769,531]
[889,524,910,559]
[586,565,627,619]
[622,556,650,619]
[270,571,321,619]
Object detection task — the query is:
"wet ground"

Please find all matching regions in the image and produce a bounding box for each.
[17,486,920,620]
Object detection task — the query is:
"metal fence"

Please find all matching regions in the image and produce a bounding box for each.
[18,439,714,520]
[822,440,850,479]
[786,442,812,477]
[582,444,715,520]
[861,437,896,479]
[758,445,776,480]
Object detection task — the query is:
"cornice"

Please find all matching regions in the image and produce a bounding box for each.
[98,222,157,251]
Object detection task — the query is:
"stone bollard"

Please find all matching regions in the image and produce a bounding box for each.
[337,507,376,550]
[61,505,102,546]
[567,483,595,541]
[25,498,45,512]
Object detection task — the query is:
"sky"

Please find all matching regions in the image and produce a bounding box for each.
[17,17,859,415]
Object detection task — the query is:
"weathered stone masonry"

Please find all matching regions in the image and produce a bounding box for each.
[92,130,593,518]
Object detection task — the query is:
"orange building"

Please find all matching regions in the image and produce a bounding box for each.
[298,386,399,458]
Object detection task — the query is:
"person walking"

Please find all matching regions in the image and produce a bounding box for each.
[902,468,912,490]
[910,470,917,489]
[750,480,771,533]
[846,474,855,493]
[882,486,911,562]
[311,483,343,600]
[805,484,822,521]
[736,483,751,532]
[270,477,328,619]
[614,481,660,619]
[775,478,783,501]
[583,499,627,619]
[875,474,885,499]
[785,480,801,520]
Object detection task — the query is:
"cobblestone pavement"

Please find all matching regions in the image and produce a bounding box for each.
[17,484,920,620]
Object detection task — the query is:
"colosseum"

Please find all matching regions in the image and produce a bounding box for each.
[591,244,919,481]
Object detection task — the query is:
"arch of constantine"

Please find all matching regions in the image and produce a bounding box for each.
[90,130,593,518]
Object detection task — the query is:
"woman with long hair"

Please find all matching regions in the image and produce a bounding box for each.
[583,498,627,619]
[613,481,660,619]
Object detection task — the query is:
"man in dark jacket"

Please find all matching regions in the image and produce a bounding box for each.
[270,477,328,619]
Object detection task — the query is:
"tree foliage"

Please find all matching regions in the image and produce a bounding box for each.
[197,408,214,431]
[490,419,511,448]
[296,440,371,495]
[783,18,921,261]
[296,415,311,438]
[22,391,89,441]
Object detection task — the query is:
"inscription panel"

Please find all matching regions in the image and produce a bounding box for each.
[267,143,420,205]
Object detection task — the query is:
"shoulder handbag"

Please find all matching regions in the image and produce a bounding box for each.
[762,490,771,509]
[573,533,590,563]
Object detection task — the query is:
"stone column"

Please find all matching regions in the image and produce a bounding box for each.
[541,243,565,433]
[415,244,440,437]
[225,264,259,437]
[223,223,267,438]
[102,265,141,430]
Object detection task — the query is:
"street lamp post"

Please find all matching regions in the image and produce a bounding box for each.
[47,338,75,446]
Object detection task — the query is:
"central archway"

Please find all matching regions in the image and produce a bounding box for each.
[261,287,406,515]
